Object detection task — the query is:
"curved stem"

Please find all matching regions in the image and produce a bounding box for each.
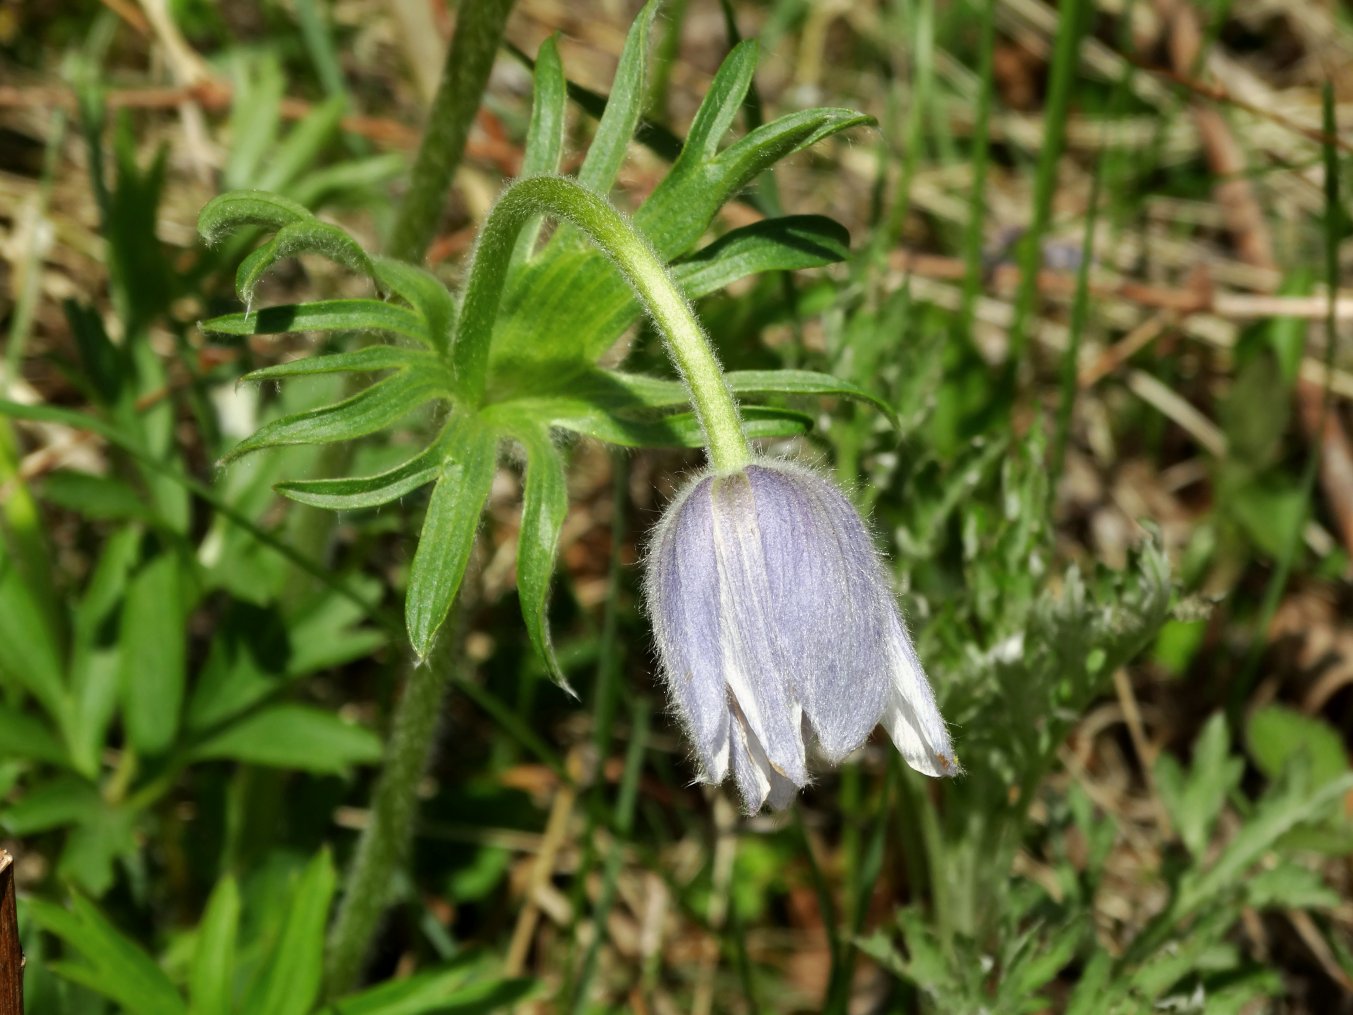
[456,176,752,474]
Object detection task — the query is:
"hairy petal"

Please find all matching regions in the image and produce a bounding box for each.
[747,463,890,762]
[710,471,808,784]
[881,612,959,777]
[645,475,731,782]
[729,707,802,814]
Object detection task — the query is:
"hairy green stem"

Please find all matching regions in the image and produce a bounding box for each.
[457,176,751,473]
[325,620,464,996]
[386,0,516,263]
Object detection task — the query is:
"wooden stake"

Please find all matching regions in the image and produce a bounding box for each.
[0,850,22,1015]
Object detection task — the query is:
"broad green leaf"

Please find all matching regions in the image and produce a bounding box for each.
[671,215,849,299]
[0,550,67,723]
[197,189,312,246]
[191,706,382,774]
[682,39,757,161]
[406,424,499,659]
[275,443,444,510]
[242,345,435,383]
[1247,705,1348,788]
[243,850,335,1015]
[236,219,378,307]
[202,300,429,345]
[39,470,156,523]
[0,709,68,766]
[0,775,100,834]
[222,370,445,462]
[334,960,536,1014]
[372,257,456,352]
[576,1,658,195]
[26,894,187,1015]
[513,427,573,693]
[119,551,187,756]
[637,106,874,259]
[189,876,240,1015]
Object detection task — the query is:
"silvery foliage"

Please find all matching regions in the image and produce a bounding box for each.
[644,459,957,813]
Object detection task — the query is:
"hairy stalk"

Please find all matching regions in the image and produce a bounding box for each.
[325,4,513,991]
[325,607,466,996]
[457,176,752,473]
[386,0,516,263]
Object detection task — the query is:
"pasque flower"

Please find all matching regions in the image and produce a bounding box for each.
[644,459,958,813]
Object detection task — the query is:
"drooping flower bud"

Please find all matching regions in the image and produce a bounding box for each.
[643,459,957,813]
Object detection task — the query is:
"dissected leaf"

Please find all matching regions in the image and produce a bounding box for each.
[672,215,850,298]
[222,370,446,462]
[242,345,436,383]
[236,219,378,307]
[202,300,430,346]
[275,443,445,510]
[197,189,313,246]
[372,257,457,353]
[513,427,573,694]
[576,1,657,195]
[405,422,499,659]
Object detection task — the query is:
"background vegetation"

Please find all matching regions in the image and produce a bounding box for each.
[2,0,1352,1011]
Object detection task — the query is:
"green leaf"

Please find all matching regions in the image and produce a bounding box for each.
[372,258,457,353]
[191,706,382,774]
[672,215,849,298]
[1,775,100,835]
[236,219,378,308]
[1247,705,1349,788]
[275,443,444,510]
[405,424,499,660]
[334,960,536,1015]
[222,370,445,462]
[202,300,430,346]
[1153,713,1243,857]
[189,876,240,1015]
[197,189,313,246]
[523,35,566,178]
[26,894,187,1015]
[243,850,335,1015]
[119,552,187,757]
[682,39,757,161]
[576,0,657,195]
[528,400,813,448]
[0,708,69,766]
[638,106,874,259]
[0,549,67,723]
[242,345,434,383]
[257,96,345,193]
[513,427,573,694]
[727,369,901,431]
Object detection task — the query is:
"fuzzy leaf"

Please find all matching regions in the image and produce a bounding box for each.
[405,424,499,659]
[242,345,437,383]
[372,257,457,352]
[222,371,445,462]
[576,1,658,195]
[671,215,850,299]
[682,39,758,161]
[638,107,874,259]
[275,443,445,510]
[202,299,430,345]
[518,400,813,448]
[236,219,378,307]
[514,427,573,693]
[197,189,313,246]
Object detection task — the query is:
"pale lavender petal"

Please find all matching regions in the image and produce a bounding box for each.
[881,611,959,777]
[643,475,731,782]
[729,708,803,814]
[746,463,890,762]
[709,471,808,785]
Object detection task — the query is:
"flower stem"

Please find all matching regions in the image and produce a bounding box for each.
[385,0,516,264]
[456,176,752,474]
[324,626,462,996]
